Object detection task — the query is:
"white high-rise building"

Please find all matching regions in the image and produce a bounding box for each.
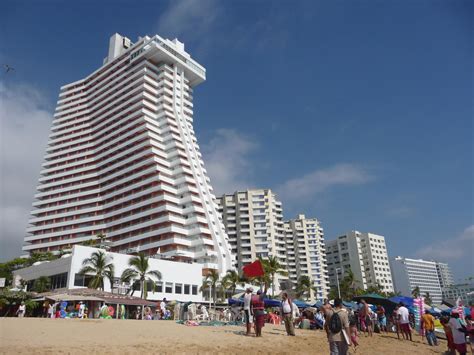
[216,189,286,271]
[23,33,234,274]
[435,261,454,288]
[325,231,394,293]
[390,257,442,304]
[284,214,329,301]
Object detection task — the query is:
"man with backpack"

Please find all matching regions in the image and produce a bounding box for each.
[324,298,351,355]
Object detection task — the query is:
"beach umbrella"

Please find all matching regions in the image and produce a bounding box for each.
[353,293,397,309]
[343,301,357,309]
[293,299,311,308]
[389,296,414,307]
[264,298,282,307]
[312,301,323,308]
[231,292,245,299]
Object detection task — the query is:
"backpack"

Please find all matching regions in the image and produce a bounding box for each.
[329,311,343,334]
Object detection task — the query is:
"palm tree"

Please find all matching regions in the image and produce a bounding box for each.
[120,253,162,300]
[412,286,421,298]
[201,270,220,309]
[222,270,245,297]
[261,256,288,297]
[296,275,312,300]
[33,276,51,293]
[79,250,115,290]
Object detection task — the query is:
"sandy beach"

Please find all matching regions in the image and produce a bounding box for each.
[0,318,446,354]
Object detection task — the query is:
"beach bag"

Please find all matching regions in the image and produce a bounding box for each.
[329,311,342,334]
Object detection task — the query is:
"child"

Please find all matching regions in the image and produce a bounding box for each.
[350,313,359,352]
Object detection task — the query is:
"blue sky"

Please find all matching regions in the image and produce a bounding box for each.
[1,0,472,280]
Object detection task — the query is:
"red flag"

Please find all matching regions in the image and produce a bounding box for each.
[242,260,265,278]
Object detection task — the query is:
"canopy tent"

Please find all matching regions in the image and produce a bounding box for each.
[343,301,358,309]
[293,299,311,308]
[389,296,414,307]
[353,293,397,311]
[441,306,472,317]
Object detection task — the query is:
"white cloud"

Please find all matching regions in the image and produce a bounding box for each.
[416,225,474,261]
[156,0,221,47]
[277,163,374,203]
[0,81,52,260]
[201,128,257,195]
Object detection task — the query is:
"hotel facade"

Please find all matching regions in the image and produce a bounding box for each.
[325,231,394,293]
[23,33,234,275]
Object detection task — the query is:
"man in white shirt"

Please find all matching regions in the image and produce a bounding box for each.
[78,302,85,319]
[160,298,167,318]
[281,292,296,336]
[243,288,253,336]
[397,302,412,341]
[17,302,26,318]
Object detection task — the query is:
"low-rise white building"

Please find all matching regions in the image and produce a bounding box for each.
[13,245,204,302]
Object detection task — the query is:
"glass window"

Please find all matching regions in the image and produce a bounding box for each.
[156,281,163,293]
[175,283,182,294]
[165,282,173,293]
[184,284,190,294]
[192,285,198,295]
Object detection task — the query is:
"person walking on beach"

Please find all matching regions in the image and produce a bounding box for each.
[243,287,254,336]
[252,288,266,337]
[160,298,167,318]
[421,310,438,346]
[397,302,412,341]
[16,302,26,318]
[359,300,372,337]
[448,310,468,355]
[376,305,387,333]
[281,292,296,336]
[391,305,401,339]
[325,298,351,355]
[47,303,54,318]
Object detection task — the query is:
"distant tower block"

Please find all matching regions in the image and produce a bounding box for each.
[23,33,234,274]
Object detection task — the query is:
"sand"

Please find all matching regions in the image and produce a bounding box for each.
[0,318,446,354]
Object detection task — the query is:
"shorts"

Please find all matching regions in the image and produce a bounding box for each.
[454,343,467,353]
[244,310,253,324]
[378,317,387,327]
[400,323,410,332]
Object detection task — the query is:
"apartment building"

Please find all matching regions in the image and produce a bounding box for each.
[23,33,234,274]
[391,257,442,304]
[442,283,474,304]
[284,214,329,301]
[325,231,394,293]
[216,189,286,271]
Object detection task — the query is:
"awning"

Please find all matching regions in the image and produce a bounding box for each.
[46,294,105,302]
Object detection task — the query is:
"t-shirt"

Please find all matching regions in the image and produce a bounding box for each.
[18,305,26,313]
[326,308,350,342]
[448,318,466,345]
[282,299,292,314]
[243,293,252,310]
[398,306,409,324]
[421,314,435,331]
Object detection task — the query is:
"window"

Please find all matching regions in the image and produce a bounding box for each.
[192,285,198,295]
[165,282,173,293]
[184,284,190,294]
[156,281,163,293]
[175,283,182,294]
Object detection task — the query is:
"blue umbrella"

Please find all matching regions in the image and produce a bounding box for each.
[312,301,323,308]
[389,296,414,307]
[293,299,311,308]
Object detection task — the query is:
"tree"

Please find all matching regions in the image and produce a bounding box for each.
[412,286,421,298]
[79,250,115,290]
[222,270,245,297]
[424,292,433,305]
[260,256,288,297]
[338,269,363,300]
[33,276,51,293]
[296,275,312,300]
[120,253,162,300]
[201,270,220,308]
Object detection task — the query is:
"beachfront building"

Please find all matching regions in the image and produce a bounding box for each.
[284,214,329,301]
[13,245,204,302]
[325,231,394,293]
[435,261,454,288]
[390,257,442,304]
[216,189,287,290]
[22,33,234,275]
[442,283,474,304]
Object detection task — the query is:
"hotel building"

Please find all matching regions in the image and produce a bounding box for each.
[23,33,234,274]
[435,261,454,288]
[390,257,442,304]
[284,214,329,301]
[325,231,394,293]
[216,189,286,271]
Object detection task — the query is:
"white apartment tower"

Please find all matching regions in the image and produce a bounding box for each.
[23,33,234,274]
[391,257,443,304]
[284,214,329,301]
[435,261,454,288]
[216,190,286,272]
[325,231,394,293]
